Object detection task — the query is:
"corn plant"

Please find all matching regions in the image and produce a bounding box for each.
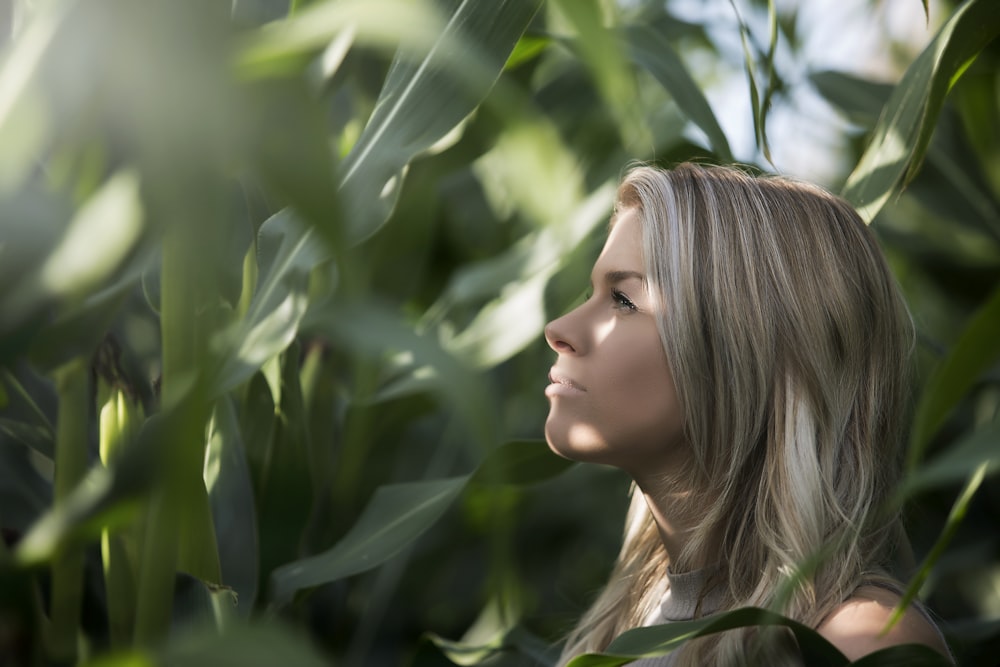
[0,0,997,665]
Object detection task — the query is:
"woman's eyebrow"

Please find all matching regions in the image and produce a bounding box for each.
[603,270,646,285]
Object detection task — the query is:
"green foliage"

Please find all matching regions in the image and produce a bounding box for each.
[0,0,997,665]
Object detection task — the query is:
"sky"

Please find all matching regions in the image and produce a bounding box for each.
[665,0,947,185]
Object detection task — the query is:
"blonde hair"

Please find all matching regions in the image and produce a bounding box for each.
[559,163,914,666]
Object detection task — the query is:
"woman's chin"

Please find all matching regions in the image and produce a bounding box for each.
[544,422,610,464]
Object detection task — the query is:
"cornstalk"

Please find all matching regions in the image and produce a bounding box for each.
[98,386,140,647]
[48,358,89,663]
[134,187,223,644]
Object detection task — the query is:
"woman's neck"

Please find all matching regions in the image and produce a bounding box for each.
[633,474,721,572]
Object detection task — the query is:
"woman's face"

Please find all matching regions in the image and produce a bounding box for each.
[544,208,685,475]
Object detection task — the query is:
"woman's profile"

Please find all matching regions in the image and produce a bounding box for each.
[544,163,954,666]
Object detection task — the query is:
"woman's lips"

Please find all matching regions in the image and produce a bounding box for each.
[546,369,586,396]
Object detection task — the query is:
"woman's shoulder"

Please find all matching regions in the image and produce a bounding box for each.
[815,585,953,663]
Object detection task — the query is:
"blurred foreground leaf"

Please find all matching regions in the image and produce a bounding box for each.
[270,441,570,604]
[909,284,1000,468]
[625,25,732,162]
[83,618,328,667]
[339,0,543,243]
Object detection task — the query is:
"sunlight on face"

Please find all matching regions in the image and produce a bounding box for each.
[543,209,685,476]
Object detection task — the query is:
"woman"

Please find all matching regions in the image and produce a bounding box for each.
[544,163,953,665]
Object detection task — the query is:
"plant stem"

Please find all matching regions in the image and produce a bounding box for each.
[134,190,223,645]
[48,358,89,663]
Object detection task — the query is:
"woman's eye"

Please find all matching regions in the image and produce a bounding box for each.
[612,289,637,312]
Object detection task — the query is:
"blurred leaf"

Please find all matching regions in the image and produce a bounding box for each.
[849,644,960,666]
[12,463,130,567]
[888,463,990,641]
[204,397,260,612]
[899,421,1000,497]
[909,285,1000,467]
[551,0,647,149]
[212,210,329,396]
[339,0,543,243]
[170,572,239,635]
[505,34,551,70]
[0,367,55,458]
[270,476,467,605]
[246,77,342,252]
[625,25,732,162]
[810,70,890,124]
[255,344,314,595]
[0,0,68,191]
[0,561,45,666]
[567,607,848,667]
[449,271,549,368]
[158,619,328,667]
[270,439,571,604]
[436,182,615,367]
[237,0,446,76]
[11,403,188,566]
[305,299,500,447]
[727,0,772,163]
[813,70,1000,240]
[472,119,586,232]
[842,0,1000,222]
[426,592,561,666]
[0,440,52,535]
[471,440,573,487]
[0,171,143,371]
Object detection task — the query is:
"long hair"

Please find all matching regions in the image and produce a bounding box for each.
[558,163,914,666]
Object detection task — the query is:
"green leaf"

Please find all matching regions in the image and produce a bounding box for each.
[77,620,316,666]
[898,421,1000,498]
[246,77,343,252]
[435,182,615,367]
[625,25,733,162]
[204,397,260,612]
[842,0,1000,222]
[909,285,1000,468]
[551,0,648,150]
[211,210,330,396]
[255,344,315,596]
[339,0,543,243]
[236,0,447,76]
[11,401,190,566]
[887,463,989,640]
[812,70,1000,240]
[304,298,501,448]
[157,619,328,667]
[471,440,574,487]
[0,439,52,535]
[0,0,70,191]
[568,607,848,667]
[727,0,774,163]
[810,70,891,124]
[269,439,571,604]
[0,173,143,362]
[269,476,467,605]
[849,643,955,666]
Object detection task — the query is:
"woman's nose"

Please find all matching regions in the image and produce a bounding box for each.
[544,311,579,354]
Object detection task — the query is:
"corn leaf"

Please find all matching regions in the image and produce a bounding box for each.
[625,25,733,162]
[339,0,543,243]
[909,284,1000,468]
[842,0,1000,222]
[211,210,328,396]
[204,397,260,613]
[565,606,851,666]
[269,440,571,604]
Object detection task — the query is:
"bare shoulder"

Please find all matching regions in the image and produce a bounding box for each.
[816,585,952,663]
